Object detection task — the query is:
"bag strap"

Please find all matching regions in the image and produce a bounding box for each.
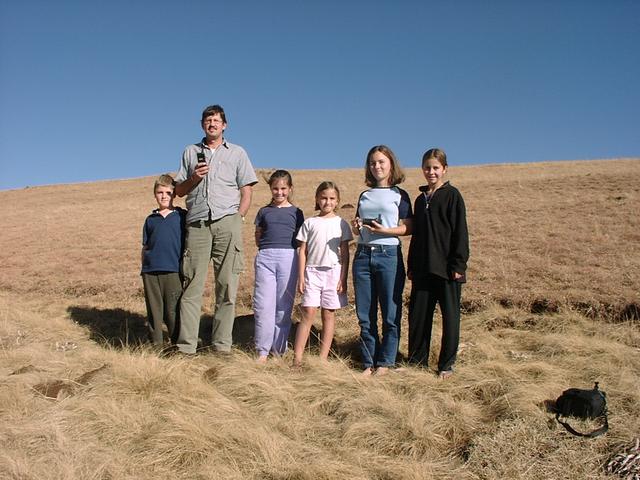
[555,412,609,438]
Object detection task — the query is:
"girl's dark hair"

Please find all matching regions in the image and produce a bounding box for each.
[314,181,340,211]
[268,169,293,188]
[422,148,448,168]
[266,169,294,205]
[365,145,406,187]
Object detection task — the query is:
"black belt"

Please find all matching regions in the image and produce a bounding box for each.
[188,219,216,227]
[357,244,401,253]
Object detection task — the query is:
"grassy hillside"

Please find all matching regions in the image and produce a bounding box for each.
[1,159,639,479]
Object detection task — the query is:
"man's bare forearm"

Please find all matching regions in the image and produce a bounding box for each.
[238,185,253,217]
[175,176,200,197]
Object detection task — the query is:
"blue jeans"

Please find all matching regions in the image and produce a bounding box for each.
[353,244,405,368]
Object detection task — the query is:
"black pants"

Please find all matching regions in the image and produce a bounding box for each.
[408,275,462,372]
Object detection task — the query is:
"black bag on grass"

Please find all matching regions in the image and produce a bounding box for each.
[555,382,608,438]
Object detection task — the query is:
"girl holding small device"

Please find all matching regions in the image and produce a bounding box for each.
[351,145,412,375]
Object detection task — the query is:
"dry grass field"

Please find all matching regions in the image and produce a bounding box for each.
[1,159,639,479]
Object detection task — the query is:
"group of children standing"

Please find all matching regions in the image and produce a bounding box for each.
[141,146,469,378]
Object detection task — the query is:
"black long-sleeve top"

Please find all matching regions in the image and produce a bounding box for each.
[407,182,470,282]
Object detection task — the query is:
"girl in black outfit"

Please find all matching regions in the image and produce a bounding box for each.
[407,148,469,379]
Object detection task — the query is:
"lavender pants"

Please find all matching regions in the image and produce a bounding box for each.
[253,248,298,356]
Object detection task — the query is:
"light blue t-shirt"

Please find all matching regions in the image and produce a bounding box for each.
[356,187,412,245]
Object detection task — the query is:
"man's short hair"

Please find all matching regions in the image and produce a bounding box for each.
[201,104,227,124]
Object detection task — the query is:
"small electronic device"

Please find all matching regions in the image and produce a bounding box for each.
[362,215,382,227]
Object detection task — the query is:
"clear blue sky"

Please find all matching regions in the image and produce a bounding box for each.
[1,0,639,190]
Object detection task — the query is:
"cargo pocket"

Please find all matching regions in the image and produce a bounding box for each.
[232,244,244,274]
[181,248,195,288]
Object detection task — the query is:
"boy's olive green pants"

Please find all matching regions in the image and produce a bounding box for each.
[176,213,244,354]
[142,272,182,345]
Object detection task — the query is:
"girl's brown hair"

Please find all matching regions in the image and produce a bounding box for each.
[422,148,448,168]
[364,145,406,187]
[314,181,340,211]
[267,169,293,188]
[266,169,294,205]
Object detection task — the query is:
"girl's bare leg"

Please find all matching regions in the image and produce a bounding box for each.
[293,306,316,366]
[318,308,336,361]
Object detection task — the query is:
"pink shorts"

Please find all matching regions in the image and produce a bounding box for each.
[301,265,347,309]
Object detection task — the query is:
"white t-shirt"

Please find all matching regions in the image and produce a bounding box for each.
[296,215,353,267]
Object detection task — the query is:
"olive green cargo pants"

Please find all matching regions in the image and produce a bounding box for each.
[176,213,244,354]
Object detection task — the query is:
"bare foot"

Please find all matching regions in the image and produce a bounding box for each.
[361,367,374,376]
[256,355,268,364]
[374,367,389,376]
[438,370,454,380]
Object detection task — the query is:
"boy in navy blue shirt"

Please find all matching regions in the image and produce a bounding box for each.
[141,174,186,346]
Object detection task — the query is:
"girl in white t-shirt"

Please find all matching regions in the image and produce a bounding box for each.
[293,181,353,367]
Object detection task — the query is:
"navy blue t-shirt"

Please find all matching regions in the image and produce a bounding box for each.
[141,207,186,273]
[254,205,304,249]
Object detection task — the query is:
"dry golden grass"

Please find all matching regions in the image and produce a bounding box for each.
[1,158,639,479]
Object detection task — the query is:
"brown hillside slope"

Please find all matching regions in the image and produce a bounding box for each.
[2,159,639,318]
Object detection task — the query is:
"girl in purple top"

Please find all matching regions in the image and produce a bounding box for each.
[253,170,304,362]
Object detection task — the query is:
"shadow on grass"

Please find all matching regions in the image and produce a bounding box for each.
[195,313,257,351]
[289,324,371,367]
[67,306,149,348]
[67,305,258,351]
[66,306,385,365]
[330,335,362,364]
[231,314,255,350]
[329,336,408,366]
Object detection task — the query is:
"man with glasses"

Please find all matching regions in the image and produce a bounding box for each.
[174,104,258,355]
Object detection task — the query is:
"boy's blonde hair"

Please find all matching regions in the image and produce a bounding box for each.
[153,174,175,193]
